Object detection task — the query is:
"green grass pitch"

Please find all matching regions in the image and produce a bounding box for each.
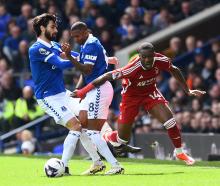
[1,155,220,186]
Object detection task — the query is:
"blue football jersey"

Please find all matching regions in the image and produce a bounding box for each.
[29,38,79,99]
[79,34,108,84]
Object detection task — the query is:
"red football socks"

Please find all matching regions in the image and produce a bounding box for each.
[167,125,182,148]
[103,131,118,143]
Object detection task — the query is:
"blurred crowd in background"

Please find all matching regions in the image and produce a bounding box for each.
[0,0,220,137]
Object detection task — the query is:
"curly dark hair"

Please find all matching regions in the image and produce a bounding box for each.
[32,13,56,37]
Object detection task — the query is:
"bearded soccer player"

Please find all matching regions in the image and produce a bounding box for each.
[73,42,206,165]
[29,13,113,175]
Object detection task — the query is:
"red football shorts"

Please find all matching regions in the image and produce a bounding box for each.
[118,89,168,124]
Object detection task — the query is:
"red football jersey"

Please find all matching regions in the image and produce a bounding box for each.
[112,53,171,97]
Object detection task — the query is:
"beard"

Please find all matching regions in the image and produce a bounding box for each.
[45,30,56,41]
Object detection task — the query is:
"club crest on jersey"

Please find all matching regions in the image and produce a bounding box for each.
[39,48,50,55]
[61,106,67,112]
[154,67,159,74]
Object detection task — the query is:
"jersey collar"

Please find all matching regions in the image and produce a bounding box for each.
[140,62,146,70]
[37,38,53,48]
[140,58,155,70]
[82,34,93,49]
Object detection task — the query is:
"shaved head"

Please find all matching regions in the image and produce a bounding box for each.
[71,21,87,32]
[138,42,154,53]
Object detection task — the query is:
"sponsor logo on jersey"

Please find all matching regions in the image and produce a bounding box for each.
[52,65,56,70]
[85,54,97,61]
[154,67,159,74]
[137,78,156,86]
[39,48,50,55]
[61,106,67,112]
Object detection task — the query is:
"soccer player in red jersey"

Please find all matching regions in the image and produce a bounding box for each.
[72,42,206,165]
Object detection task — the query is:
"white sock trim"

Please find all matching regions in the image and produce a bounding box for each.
[86,130,100,136]
[69,130,81,137]
[175,147,183,154]
[163,118,176,129]
[101,122,113,134]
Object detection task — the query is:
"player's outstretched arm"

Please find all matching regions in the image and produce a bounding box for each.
[75,74,84,90]
[91,71,113,87]
[169,65,206,96]
[71,71,113,98]
[45,54,74,70]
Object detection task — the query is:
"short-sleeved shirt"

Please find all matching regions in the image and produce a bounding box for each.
[29,38,78,99]
[79,34,108,84]
[112,52,171,97]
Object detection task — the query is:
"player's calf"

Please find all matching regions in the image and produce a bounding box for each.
[164,118,195,165]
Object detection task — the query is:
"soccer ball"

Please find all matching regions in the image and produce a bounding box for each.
[44,158,65,177]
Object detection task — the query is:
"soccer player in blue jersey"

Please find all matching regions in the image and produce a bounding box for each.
[29,13,108,176]
[62,22,125,174]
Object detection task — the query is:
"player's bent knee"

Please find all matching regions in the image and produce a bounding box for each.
[87,119,105,131]
[66,117,82,131]
[79,110,88,128]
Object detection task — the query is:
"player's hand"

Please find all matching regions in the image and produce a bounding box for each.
[187,89,206,97]
[108,57,119,65]
[70,90,77,98]
[61,43,71,58]
[60,52,67,59]
[70,90,85,99]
